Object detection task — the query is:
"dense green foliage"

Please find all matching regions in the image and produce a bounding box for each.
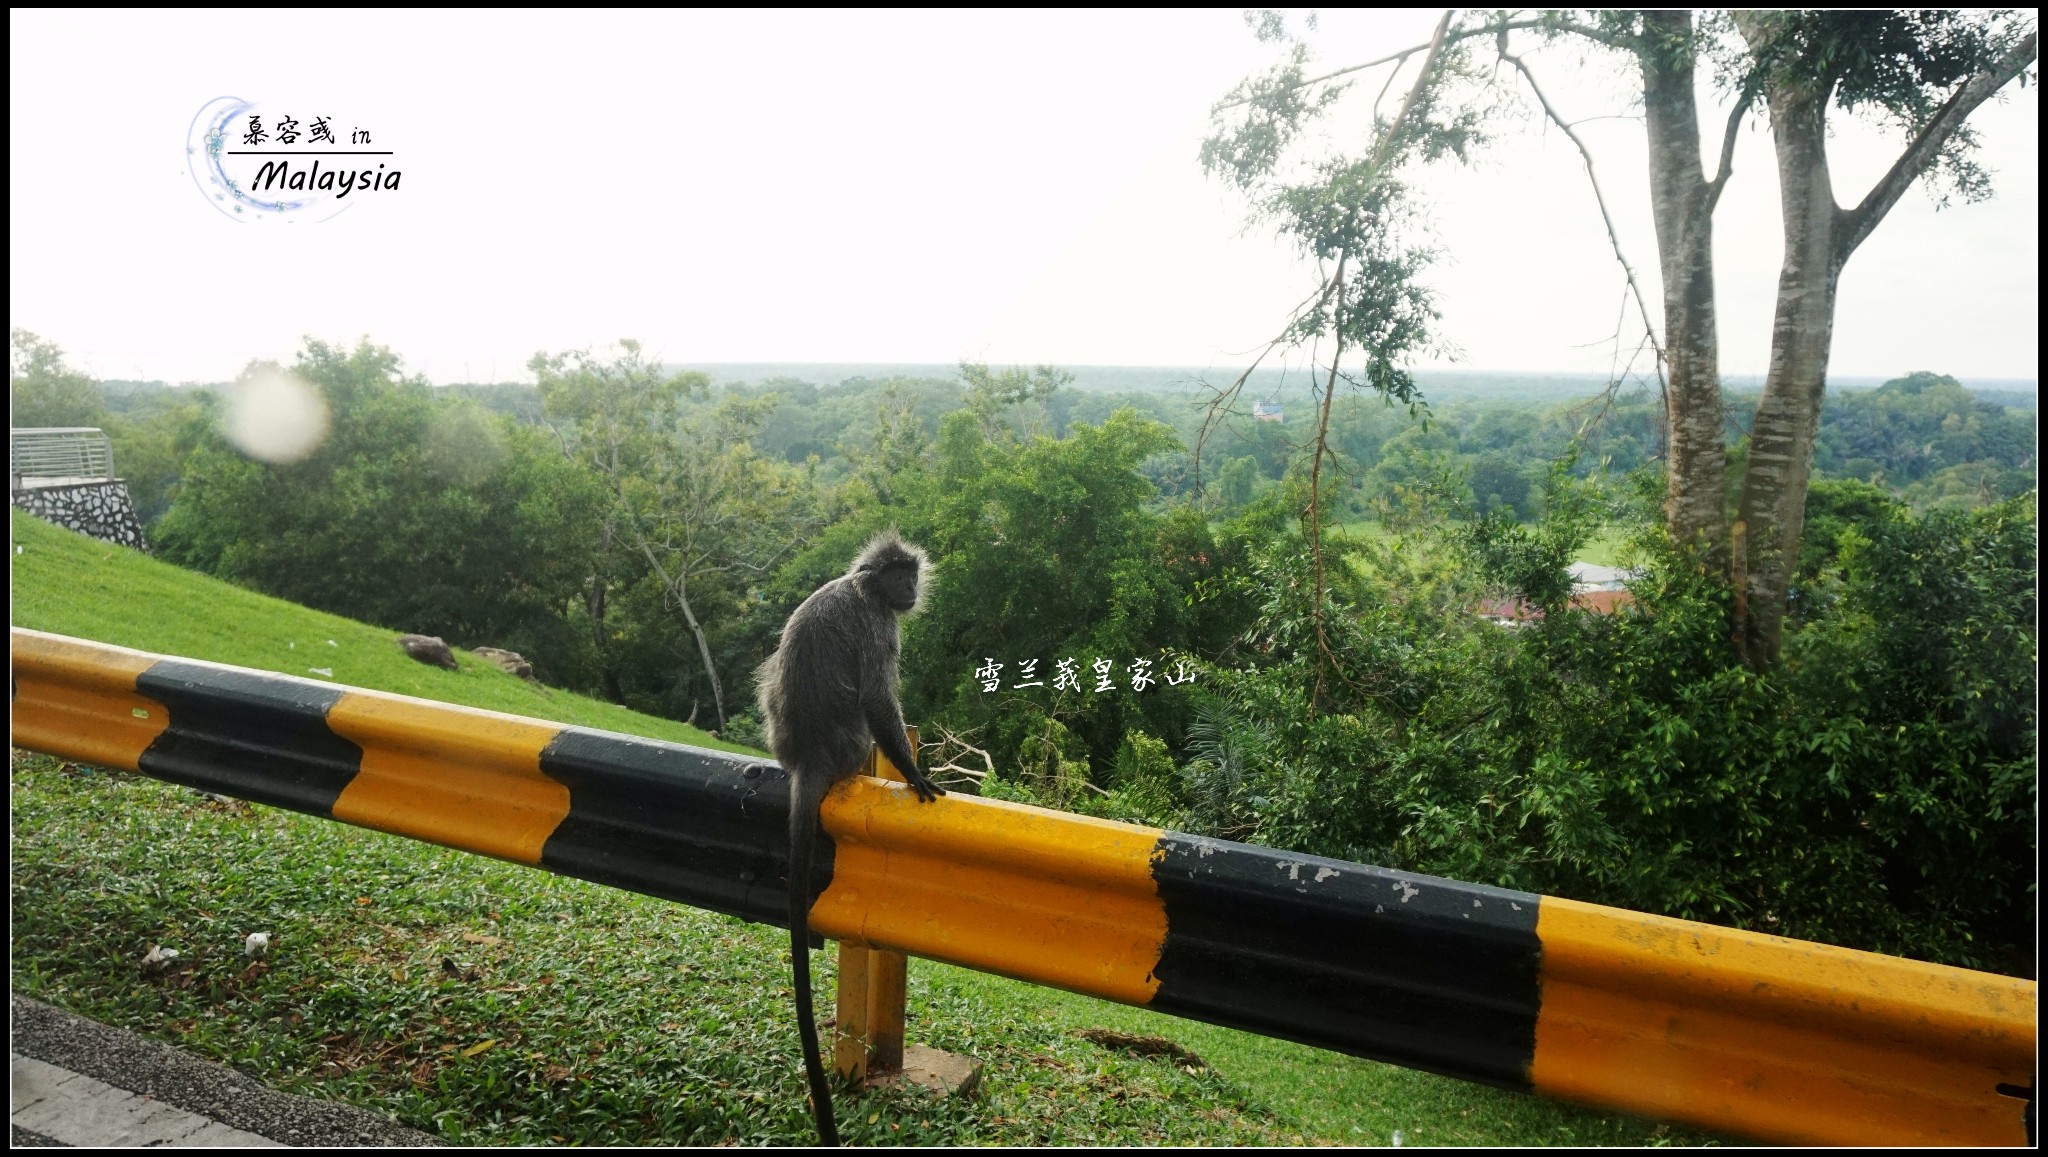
[11,328,107,429]
[1808,371,2038,508]
[1180,473,2036,971]
[10,329,2037,971]
[153,341,606,681]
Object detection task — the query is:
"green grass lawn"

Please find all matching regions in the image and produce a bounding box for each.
[9,511,1712,1145]
[1329,518,1634,568]
[1574,525,1633,567]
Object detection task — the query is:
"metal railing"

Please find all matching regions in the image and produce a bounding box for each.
[9,627,2038,1147]
[10,427,116,488]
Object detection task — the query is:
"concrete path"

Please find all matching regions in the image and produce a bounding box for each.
[10,996,437,1147]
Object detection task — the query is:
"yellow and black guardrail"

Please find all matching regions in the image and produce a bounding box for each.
[10,627,2037,1147]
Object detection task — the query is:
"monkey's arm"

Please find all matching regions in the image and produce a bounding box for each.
[863,686,944,802]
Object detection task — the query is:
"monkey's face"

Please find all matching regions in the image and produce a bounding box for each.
[875,561,920,613]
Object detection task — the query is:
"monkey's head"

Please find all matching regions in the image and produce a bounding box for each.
[849,529,929,614]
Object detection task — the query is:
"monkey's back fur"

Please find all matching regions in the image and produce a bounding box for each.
[755,532,927,782]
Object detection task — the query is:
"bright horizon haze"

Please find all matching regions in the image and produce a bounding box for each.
[8,10,2038,388]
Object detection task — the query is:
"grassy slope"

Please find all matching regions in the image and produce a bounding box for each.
[9,511,1709,1145]
[9,509,752,754]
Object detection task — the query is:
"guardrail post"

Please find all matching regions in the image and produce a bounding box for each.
[832,728,916,1083]
[865,946,908,1076]
[831,936,874,1082]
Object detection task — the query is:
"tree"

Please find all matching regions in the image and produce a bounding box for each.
[533,341,699,707]
[958,361,1072,441]
[1200,9,1473,700]
[1726,11,2037,662]
[10,329,107,429]
[107,394,213,526]
[533,342,815,727]
[905,408,1223,784]
[1218,454,1261,511]
[629,393,815,729]
[1207,9,2037,665]
[154,338,603,666]
[1470,450,1534,519]
[1813,371,2037,491]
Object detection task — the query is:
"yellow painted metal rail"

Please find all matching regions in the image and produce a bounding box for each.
[10,628,2037,1146]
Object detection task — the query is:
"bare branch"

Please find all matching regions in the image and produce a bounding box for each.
[1374,10,1455,172]
[1706,80,1759,208]
[920,723,995,787]
[1498,48,1666,380]
[1189,273,1338,493]
[1210,15,1611,111]
[622,511,729,727]
[543,418,574,461]
[1836,31,2039,261]
[1540,16,1637,53]
[1307,276,1346,713]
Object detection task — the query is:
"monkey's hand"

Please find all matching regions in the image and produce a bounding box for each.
[904,768,946,803]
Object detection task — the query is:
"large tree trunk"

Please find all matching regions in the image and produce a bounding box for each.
[1730,17,2036,666]
[1639,11,1726,559]
[1733,72,1837,666]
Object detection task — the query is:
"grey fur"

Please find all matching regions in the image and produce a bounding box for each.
[755,529,944,1146]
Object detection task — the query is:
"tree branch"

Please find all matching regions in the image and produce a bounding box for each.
[1307,255,1348,713]
[1190,273,1339,493]
[1308,10,1451,711]
[1499,48,1666,377]
[1539,16,1637,53]
[921,722,994,786]
[1705,80,1759,210]
[1836,31,2038,261]
[1211,14,1620,111]
[1375,10,1455,171]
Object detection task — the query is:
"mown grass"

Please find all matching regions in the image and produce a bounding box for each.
[1328,517,1633,567]
[9,512,1713,1145]
[11,752,1297,1145]
[1573,525,1632,567]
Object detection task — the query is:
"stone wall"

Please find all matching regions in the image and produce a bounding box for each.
[12,481,149,552]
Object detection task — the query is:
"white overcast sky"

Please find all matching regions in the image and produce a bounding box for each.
[8,8,2038,386]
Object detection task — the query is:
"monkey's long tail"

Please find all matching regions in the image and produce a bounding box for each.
[789,793,841,1147]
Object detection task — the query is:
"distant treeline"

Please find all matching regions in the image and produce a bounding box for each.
[430,367,2036,522]
[56,353,2043,531]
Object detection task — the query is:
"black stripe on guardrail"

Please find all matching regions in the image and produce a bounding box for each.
[1147,833,1543,1089]
[134,660,363,815]
[537,728,825,938]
